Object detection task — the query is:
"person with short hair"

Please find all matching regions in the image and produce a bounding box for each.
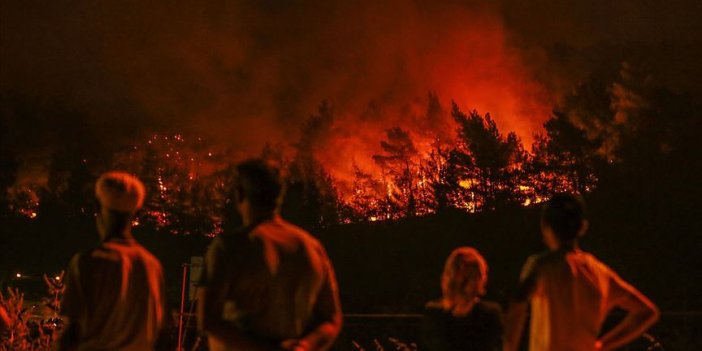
[422,247,503,351]
[197,159,342,351]
[57,172,165,351]
[504,193,659,351]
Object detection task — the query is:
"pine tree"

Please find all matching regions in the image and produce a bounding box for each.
[450,103,526,210]
[372,127,419,217]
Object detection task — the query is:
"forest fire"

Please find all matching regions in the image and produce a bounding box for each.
[0,0,574,230]
[2,2,702,350]
[5,98,589,231]
[0,1,676,232]
[2,106,576,229]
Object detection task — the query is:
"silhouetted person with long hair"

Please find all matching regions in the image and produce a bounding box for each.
[57,172,165,351]
[504,193,659,351]
[422,247,503,351]
[197,159,342,351]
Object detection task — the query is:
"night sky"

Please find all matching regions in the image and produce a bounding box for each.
[2,0,702,181]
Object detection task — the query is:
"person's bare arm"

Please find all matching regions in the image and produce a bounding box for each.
[282,251,342,351]
[596,276,659,351]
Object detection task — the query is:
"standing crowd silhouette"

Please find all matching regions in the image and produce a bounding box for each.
[52,159,658,351]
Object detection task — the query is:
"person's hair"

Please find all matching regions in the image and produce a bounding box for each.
[95,171,145,213]
[233,158,284,213]
[541,193,587,243]
[441,247,488,303]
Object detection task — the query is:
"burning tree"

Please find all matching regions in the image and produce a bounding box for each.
[0,92,616,229]
[449,103,527,211]
[348,164,387,222]
[372,127,420,218]
[109,133,229,236]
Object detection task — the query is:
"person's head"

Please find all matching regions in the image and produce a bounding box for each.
[94,171,145,240]
[540,193,589,250]
[232,158,284,222]
[441,247,488,304]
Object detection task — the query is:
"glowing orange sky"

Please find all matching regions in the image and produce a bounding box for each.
[14,0,702,188]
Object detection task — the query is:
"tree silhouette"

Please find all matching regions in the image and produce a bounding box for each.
[284,102,343,230]
[450,103,526,210]
[373,127,419,217]
[421,140,456,213]
[349,163,387,221]
[530,111,601,196]
[285,156,342,232]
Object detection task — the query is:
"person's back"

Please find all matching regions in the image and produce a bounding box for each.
[524,249,633,350]
[211,216,331,340]
[58,172,164,351]
[421,247,503,351]
[63,239,164,351]
[505,194,659,351]
[423,300,502,351]
[198,159,342,351]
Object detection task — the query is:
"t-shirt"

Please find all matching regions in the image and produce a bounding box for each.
[422,300,503,351]
[62,239,164,351]
[199,216,341,349]
[516,249,638,351]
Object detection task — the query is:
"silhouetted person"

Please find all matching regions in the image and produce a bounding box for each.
[504,194,659,351]
[422,247,503,351]
[57,172,165,351]
[197,159,342,351]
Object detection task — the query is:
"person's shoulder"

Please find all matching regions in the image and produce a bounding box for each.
[131,243,163,269]
[70,246,123,273]
[524,250,548,264]
[273,217,325,249]
[521,251,553,273]
[82,245,117,262]
[577,250,605,265]
[575,250,619,277]
[278,217,317,238]
[533,250,572,270]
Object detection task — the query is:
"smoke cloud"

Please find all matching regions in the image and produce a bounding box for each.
[2,0,700,184]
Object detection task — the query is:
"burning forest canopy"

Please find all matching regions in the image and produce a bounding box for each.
[2,1,702,234]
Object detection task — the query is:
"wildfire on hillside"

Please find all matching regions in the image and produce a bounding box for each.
[5,103,591,232]
[0,72,639,231]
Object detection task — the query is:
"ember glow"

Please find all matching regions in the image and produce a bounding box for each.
[108,134,230,235]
